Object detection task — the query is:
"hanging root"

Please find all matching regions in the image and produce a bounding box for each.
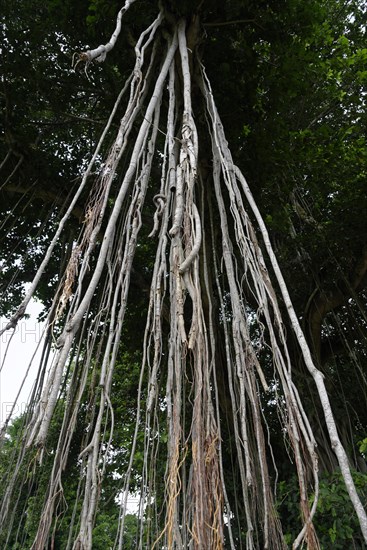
[179,203,201,274]
[2,5,367,550]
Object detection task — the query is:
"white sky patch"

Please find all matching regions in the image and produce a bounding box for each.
[0,299,47,425]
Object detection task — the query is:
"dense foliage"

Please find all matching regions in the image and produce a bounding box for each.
[1,0,366,548]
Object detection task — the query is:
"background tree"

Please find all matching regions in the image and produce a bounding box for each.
[1,0,366,548]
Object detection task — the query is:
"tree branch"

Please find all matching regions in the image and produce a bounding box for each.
[76,0,137,65]
[3,182,85,221]
[203,18,255,27]
[306,243,367,362]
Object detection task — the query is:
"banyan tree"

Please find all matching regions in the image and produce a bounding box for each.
[0,0,366,548]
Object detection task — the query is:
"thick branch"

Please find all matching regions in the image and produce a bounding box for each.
[306,243,367,361]
[3,183,85,221]
[79,0,137,64]
[203,18,255,27]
